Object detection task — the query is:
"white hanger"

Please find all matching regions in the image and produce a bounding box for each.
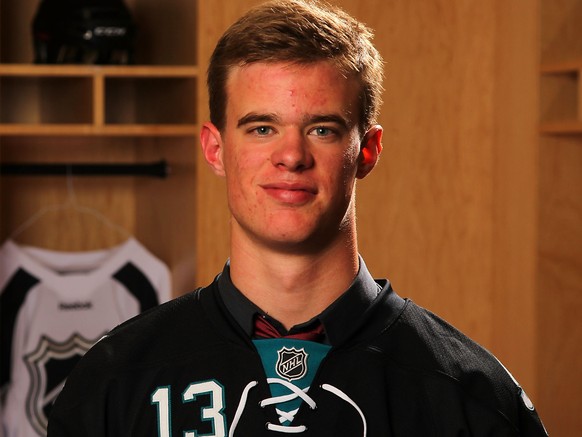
[9,165,131,241]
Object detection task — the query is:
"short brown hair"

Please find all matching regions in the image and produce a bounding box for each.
[207,0,384,134]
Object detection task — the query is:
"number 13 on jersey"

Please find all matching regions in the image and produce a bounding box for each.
[151,380,227,437]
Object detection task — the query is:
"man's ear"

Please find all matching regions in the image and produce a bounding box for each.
[356,125,383,179]
[200,121,226,177]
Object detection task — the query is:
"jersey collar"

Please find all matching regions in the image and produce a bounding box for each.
[217,256,383,347]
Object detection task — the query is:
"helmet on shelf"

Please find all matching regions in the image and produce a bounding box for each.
[32,0,137,64]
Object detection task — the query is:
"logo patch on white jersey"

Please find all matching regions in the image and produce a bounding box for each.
[276,347,308,381]
[24,333,101,435]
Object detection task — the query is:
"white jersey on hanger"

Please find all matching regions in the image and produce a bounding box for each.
[0,238,172,437]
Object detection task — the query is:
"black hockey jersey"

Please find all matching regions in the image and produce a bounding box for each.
[48,270,547,436]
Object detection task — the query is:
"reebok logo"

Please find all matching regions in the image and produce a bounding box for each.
[59,301,93,311]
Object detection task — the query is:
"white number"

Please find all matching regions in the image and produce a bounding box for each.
[183,381,226,437]
[151,387,172,437]
[152,381,227,437]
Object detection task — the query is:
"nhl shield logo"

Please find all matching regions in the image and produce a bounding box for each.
[276,347,309,381]
[24,333,100,435]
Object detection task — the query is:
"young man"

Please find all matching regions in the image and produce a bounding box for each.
[48,1,547,435]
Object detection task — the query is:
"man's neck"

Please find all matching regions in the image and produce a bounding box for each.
[229,233,359,330]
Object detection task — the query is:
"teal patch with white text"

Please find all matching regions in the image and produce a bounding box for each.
[253,339,331,425]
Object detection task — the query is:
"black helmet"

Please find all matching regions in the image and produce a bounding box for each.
[33,0,136,64]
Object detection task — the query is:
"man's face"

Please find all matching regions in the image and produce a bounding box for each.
[205,61,379,252]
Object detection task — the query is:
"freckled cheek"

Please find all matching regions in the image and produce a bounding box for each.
[225,154,264,208]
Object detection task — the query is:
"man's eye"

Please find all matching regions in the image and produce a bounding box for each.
[310,126,335,137]
[252,126,272,135]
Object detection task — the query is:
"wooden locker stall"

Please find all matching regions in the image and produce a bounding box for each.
[538,0,582,434]
[0,0,198,295]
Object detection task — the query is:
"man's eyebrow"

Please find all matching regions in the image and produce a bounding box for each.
[304,114,351,130]
[236,112,353,130]
[237,112,281,128]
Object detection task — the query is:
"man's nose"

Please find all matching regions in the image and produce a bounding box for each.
[270,131,314,171]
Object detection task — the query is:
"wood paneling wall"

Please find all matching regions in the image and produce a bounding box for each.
[537,1,582,433]
[538,136,582,435]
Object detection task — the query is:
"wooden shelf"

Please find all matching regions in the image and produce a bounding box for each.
[0,64,198,129]
[0,64,199,78]
[0,123,198,136]
[541,59,582,74]
[540,120,582,134]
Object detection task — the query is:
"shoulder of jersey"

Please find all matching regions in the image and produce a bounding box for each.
[373,301,521,416]
[81,288,212,370]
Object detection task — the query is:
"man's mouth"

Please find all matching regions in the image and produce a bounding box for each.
[261,182,317,204]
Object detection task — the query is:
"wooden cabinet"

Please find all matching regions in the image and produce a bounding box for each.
[0,0,200,295]
[540,0,582,133]
[0,65,198,134]
[537,0,582,434]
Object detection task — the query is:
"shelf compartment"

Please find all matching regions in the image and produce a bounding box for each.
[1,75,93,124]
[105,77,196,125]
[0,0,197,66]
[0,64,198,131]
